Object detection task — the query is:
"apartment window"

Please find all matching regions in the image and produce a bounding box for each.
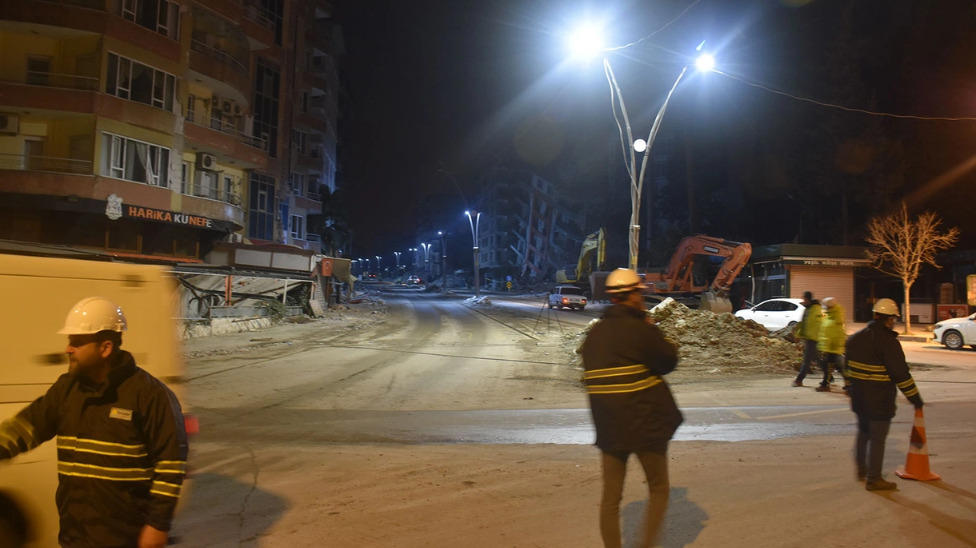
[290,172,305,196]
[290,214,305,240]
[102,133,170,186]
[301,92,308,113]
[187,94,197,122]
[120,0,180,39]
[253,58,280,156]
[248,172,276,240]
[180,161,189,193]
[107,53,175,111]
[222,175,234,203]
[26,56,52,86]
[293,130,307,154]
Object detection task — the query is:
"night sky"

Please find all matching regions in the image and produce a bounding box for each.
[333,0,976,263]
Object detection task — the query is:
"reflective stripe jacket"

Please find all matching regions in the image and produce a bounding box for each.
[845,320,922,419]
[0,350,188,547]
[580,304,683,451]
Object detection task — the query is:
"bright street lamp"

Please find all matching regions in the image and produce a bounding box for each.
[437,230,447,282]
[465,210,481,297]
[393,251,401,270]
[570,27,714,269]
[420,243,433,281]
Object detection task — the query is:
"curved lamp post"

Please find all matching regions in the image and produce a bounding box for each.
[465,210,481,297]
[569,27,714,270]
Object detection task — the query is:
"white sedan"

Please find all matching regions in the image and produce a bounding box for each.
[734,298,807,331]
[932,312,976,350]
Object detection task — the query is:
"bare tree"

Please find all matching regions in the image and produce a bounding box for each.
[865,202,960,334]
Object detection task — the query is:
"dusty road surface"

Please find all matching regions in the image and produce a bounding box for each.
[172,290,976,548]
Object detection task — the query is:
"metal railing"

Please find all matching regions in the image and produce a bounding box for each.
[0,153,92,175]
[242,0,276,31]
[23,71,99,91]
[185,113,268,150]
[189,38,248,74]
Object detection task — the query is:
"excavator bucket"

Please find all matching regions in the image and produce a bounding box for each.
[700,290,733,314]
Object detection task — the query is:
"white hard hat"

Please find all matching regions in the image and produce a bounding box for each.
[822,297,836,308]
[605,268,643,294]
[872,298,899,317]
[57,297,128,335]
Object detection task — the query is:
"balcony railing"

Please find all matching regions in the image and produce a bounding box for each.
[185,113,268,151]
[0,153,92,175]
[181,179,242,207]
[6,71,100,91]
[190,37,248,74]
[242,0,276,32]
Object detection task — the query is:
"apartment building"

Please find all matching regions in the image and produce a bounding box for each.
[0,0,341,262]
[475,167,584,282]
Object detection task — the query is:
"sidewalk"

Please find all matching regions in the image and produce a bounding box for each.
[848,321,933,342]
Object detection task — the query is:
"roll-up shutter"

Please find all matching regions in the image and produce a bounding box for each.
[789,266,855,325]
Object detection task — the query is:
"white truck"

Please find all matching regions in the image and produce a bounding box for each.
[0,253,191,548]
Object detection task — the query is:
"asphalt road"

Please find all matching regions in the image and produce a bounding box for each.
[171,289,976,547]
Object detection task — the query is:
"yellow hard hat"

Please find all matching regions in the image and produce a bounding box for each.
[605,268,643,294]
[872,298,899,317]
[57,297,128,335]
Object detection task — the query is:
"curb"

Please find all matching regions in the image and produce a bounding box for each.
[898,334,932,343]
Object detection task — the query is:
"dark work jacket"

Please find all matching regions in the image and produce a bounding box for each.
[845,320,923,420]
[580,304,683,451]
[0,351,188,548]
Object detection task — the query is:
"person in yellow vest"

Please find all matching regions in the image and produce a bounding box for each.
[792,291,823,387]
[815,297,847,392]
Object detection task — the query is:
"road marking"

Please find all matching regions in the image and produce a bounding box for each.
[759,407,849,420]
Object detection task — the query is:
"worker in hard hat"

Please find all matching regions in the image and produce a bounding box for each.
[580,268,683,548]
[815,297,848,392]
[0,297,188,547]
[845,298,924,491]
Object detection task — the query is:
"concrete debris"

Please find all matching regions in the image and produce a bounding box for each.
[568,298,802,377]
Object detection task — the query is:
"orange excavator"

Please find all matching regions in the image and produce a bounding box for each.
[642,235,752,313]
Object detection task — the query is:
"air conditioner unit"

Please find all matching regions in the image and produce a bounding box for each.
[197,152,217,171]
[0,113,19,135]
[227,232,243,243]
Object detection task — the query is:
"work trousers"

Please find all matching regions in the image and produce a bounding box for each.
[855,415,892,481]
[599,441,670,548]
[820,352,845,386]
[795,339,819,382]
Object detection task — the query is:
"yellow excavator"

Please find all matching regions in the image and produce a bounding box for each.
[555,228,607,286]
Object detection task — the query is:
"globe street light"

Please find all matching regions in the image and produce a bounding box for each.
[569,27,714,270]
[375,255,381,276]
[465,210,481,297]
[393,251,402,271]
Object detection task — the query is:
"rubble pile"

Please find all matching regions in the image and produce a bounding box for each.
[649,298,801,375]
[565,298,802,378]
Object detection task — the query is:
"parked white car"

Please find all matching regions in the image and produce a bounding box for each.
[932,312,976,350]
[734,298,806,331]
[548,285,587,310]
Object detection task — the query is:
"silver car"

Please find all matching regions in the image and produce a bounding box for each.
[734,298,806,331]
[932,312,976,350]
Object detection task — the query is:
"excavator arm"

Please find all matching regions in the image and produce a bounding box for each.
[556,228,606,284]
[646,235,752,313]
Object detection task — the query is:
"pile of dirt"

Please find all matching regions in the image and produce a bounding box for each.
[566,299,802,378]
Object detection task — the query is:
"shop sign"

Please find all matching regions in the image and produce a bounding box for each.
[124,205,213,228]
[784,258,867,266]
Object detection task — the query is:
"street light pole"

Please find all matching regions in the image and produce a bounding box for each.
[437,230,447,284]
[420,243,431,282]
[465,210,481,297]
[571,27,713,271]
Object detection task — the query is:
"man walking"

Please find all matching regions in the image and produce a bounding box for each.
[792,291,822,387]
[580,269,683,547]
[0,297,188,547]
[816,297,847,392]
[845,298,924,491]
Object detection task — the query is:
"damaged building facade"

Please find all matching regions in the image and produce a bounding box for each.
[474,167,585,286]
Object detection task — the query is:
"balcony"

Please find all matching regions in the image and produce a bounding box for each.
[0,153,92,175]
[190,37,248,75]
[22,70,99,91]
[185,112,268,151]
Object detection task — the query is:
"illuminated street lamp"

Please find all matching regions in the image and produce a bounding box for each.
[465,210,481,297]
[437,230,447,282]
[375,255,381,276]
[420,242,432,281]
[393,251,402,271]
[568,27,714,270]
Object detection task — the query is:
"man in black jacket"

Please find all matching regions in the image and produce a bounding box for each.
[580,269,683,548]
[845,298,923,491]
[0,297,188,547]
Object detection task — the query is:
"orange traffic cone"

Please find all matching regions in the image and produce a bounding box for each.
[895,407,940,481]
